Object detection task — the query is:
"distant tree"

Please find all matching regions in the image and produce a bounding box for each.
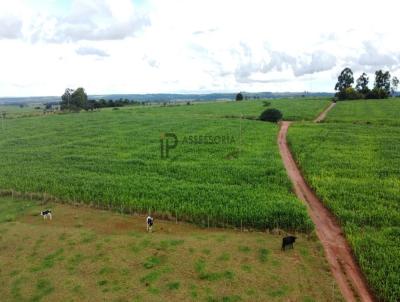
[235,92,243,101]
[85,100,96,111]
[260,108,282,123]
[61,87,88,110]
[61,88,74,110]
[366,88,386,99]
[391,76,399,96]
[343,87,363,100]
[374,70,391,98]
[335,68,354,93]
[355,73,370,95]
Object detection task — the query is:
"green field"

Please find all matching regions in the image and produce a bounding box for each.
[288,119,400,301]
[0,104,43,119]
[325,98,400,125]
[0,98,330,121]
[0,198,343,302]
[132,98,330,121]
[5,97,399,300]
[0,99,330,232]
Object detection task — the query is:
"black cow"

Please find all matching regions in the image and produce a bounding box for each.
[281,236,297,250]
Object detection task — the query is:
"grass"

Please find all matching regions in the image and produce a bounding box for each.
[325,98,400,125]
[0,198,343,301]
[0,104,43,118]
[130,98,330,121]
[0,98,327,232]
[288,122,400,302]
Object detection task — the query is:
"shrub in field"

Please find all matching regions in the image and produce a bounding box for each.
[235,93,243,101]
[260,109,283,123]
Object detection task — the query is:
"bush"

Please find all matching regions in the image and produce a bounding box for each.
[335,87,363,100]
[235,93,243,101]
[262,101,271,107]
[366,88,389,99]
[260,109,283,123]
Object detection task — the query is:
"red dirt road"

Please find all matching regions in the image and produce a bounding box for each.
[278,116,375,301]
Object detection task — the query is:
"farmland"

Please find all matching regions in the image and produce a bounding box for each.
[0,104,43,119]
[131,98,331,121]
[0,197,343,302]
[4,96,399,301]
[0,99,330,232]
[325,98,400,125]
[288,121,400,301]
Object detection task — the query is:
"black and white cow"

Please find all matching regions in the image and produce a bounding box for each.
[40,210,52,220]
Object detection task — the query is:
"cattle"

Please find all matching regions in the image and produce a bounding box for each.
[281,236,297,250]
[40,210,52,220]
[146,215,154,232]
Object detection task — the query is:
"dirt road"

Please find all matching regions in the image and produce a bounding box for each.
[278,104,375,302]
[314,102,336,123]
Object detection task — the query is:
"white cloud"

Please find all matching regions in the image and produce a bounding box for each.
[76,46,109,57]
[0,0,400,96]
[0,15,23,39]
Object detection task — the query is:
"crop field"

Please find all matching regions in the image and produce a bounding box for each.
[0,97,330,121]
[288,122,400,301]
[0,197,343,302]
[325,98,400,125]
[0,98,332,232]
[131,98,330,121]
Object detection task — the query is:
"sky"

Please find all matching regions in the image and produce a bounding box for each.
[0,0,399,97]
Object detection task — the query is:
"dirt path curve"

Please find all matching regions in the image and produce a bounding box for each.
[314,102,336,123]
[278,104,375,302]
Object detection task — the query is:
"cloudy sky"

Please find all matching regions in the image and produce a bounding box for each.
[0,0,399,96]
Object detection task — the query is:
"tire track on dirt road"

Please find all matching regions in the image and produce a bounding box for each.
[278,103,375,302]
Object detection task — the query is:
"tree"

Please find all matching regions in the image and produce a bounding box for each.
[61,88,74,110]
[259,108,282,123]
[355,73,370,95]
[71,87,88,108]
[343,87,362,100]
[374,70,391,98]
[335,68,354,92]
[391,76,399,96]
[61,87,88,110]
[235,92,243,101]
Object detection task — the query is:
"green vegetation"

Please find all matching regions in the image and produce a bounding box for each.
[0,104,43,119]
[136,98,329,121]
[260,108,283,123]
[0,200,342,301]
[0,99,330,231]
[325,99,400,125]
[235,92,243,101]
[334,67,398,100]
[288,122,400,302]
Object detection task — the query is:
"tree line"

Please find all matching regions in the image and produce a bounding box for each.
[60,88,147,111]
[335,68,399,100]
